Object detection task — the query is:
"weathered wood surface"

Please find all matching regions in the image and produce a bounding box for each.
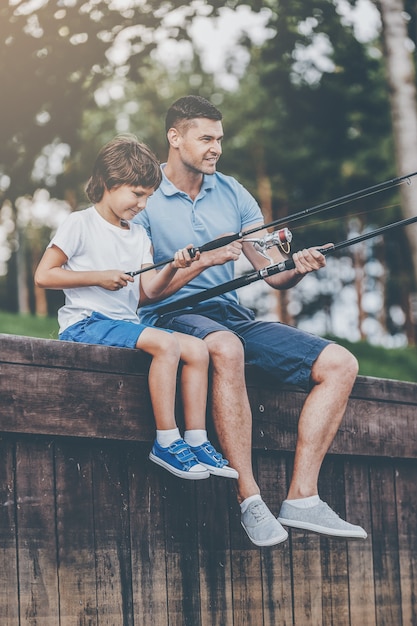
[0,333,417,625]
[1,333,416,457]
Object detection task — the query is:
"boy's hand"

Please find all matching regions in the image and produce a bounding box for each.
[99,270,134,290]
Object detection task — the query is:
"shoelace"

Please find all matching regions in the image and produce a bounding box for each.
[248,501,270,522]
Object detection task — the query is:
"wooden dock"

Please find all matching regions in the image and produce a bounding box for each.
[0,333,416,625]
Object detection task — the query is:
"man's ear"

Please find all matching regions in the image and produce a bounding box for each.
[167,127,180,148]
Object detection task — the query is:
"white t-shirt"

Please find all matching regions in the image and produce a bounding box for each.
[49,206,153,334]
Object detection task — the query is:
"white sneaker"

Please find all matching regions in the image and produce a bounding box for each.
[241,499,288,547]
[278,499,367,539]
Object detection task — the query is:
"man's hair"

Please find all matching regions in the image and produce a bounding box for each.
[85,134,162,204]
[165,95,223,133]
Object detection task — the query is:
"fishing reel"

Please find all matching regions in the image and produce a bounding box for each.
[243,228,292,263]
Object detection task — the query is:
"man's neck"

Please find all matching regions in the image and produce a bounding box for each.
[164,159,203,201]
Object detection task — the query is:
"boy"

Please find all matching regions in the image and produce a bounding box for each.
[35,134,238,481]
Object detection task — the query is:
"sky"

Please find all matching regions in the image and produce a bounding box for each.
[153,0,381,89]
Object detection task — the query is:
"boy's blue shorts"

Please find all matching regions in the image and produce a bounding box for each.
[59,311,171,349]
[156,301,332,391]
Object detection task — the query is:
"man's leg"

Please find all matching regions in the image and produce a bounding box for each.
[155,313,287,545]
[278,343,367,538]
[203,330,288,546]
[203,330,258,502]
[224,312,367,538]
[287,343,358,499]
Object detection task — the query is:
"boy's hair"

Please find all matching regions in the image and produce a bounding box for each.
[165,95,223,134]
[85,134,162,204]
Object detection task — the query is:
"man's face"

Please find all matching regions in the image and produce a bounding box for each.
[173,117,223,175]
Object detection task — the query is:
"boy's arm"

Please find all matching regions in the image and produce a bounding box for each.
[34,245,134,291]
[139,245,201,301]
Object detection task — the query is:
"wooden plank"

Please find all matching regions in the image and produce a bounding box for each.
[91,443,133,625]
[229,452,265,626]
[290,531,323,626]
[351,375,417,403]
[395,459,417,626]
[129,444,169,626]
[0,438,19,626]
[250,384,417,459]
[196,478,234,626]
[257,453,293,626]
[345,458,376,626]
[283,457,323,626]
[370,460,402,626]
[1,334,417,458]
[15,438,60,625]
[1,334,415,404]
[0,333,151,375]
[55,440,98,625]
[334,397,417,458]
[163,474,202,626]
[318,458,350,626]
[0,363,155,441]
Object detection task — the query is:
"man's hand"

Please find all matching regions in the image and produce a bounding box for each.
[201,236,243,266]
[292,244,333,275]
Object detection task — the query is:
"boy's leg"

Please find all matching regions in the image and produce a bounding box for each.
[137,327,209,480]
[173,332,209,430]
[174,332,239,479]
[136,327,181,431]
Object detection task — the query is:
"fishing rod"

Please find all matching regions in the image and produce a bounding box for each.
[126,170,417,277]
[155,214,417,315]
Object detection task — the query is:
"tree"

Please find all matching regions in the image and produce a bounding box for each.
[0,0,224,312]
[376,0,417,342]
[217,0,414,343]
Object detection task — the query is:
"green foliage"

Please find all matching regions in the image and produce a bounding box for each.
[0,0,216,204]
[327,336,417,384]
[1,0,415,343]
[0,310,59,340]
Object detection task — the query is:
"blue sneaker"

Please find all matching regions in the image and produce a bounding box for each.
[149,439,210,480]
[189,441,239,479]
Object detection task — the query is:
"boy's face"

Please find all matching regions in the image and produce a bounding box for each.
[104,184,155,222]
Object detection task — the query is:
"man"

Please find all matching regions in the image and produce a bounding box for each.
[134,95,367,546]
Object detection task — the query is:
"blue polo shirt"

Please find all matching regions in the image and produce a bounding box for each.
[134,165,263,325]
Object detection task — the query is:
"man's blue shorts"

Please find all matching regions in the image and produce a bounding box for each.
[156,301,331,391]
[59,311,171,349]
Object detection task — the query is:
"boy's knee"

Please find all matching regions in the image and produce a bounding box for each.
[160,332,181,359]
[188,336,210,366]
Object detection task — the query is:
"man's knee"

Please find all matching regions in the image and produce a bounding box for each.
[204,330,245,366]
[312,343,359,385]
